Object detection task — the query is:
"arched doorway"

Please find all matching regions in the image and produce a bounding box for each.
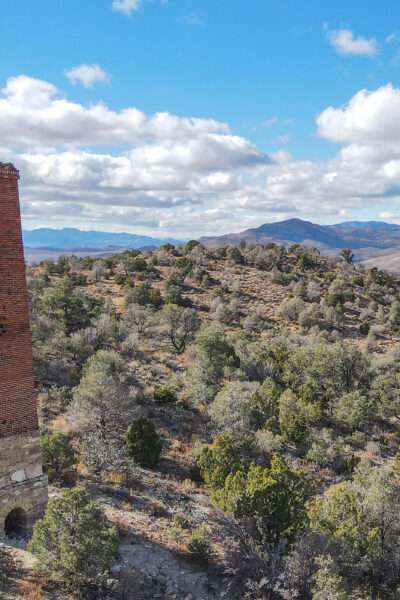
[4,507,27,538]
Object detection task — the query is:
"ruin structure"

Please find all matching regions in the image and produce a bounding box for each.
[0,162,47,538]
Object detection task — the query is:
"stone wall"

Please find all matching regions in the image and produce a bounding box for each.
[0,432,48,538]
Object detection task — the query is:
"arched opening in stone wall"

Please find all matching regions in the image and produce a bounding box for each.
[4,507,28,538]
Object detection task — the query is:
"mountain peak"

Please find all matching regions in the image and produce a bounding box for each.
[200,217,400,252]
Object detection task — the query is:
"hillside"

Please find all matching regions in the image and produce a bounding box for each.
[201,218,400,269]
[361,249,400,272]
[23,221,400,272]
[4,240,400,599]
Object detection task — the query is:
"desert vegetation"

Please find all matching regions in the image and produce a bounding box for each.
[5,240,400,598]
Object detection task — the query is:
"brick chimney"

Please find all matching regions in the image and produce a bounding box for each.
[0,163,47,539]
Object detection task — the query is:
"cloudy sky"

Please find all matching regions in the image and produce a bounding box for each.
[2,0,400,238]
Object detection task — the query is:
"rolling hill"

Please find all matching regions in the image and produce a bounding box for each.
[200,218,400,250]
[200,218,400,270]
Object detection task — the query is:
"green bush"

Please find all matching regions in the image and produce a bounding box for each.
[28,488,118,593]
[227,246,244,264]
[115,273,128,286]
[283,343,371,415]
[164,285,186,306]
[308,463,400,590]
[160,304,200,353]
[154,386,178,404]
[187,325,240,403]
[126,283,163,308]
[71,350,135,475]
[41,431,76,484]
[333,391,376,432]
[209,381,264,432]
[126,417,162,468]
[221,455,312,545]
[389,300,400,332]
[188,525,213,564]
[196,433,247,491]
[312,556,347,599]
[278,390,310,444]
[341,454,360,476]
[38,277,104,334]
[130,256,148,272]
[185,240,200,252]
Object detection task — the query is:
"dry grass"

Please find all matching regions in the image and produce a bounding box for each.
[20,579,46,600]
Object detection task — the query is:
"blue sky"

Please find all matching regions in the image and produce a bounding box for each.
[2,0,400,236]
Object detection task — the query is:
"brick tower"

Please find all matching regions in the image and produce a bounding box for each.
[0,162,47,539]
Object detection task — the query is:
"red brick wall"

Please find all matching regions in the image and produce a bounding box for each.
[0,164,38,437]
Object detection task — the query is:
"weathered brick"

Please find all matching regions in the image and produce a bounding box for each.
[0,163,38,436]
[0,163,47,538]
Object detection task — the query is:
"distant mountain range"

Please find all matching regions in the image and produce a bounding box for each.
[200,218,400,272]
[22,228,182,251]
[201,218,400,250]
[22,220,400,272]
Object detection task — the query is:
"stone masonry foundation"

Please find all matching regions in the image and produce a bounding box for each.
[0,432,47,539]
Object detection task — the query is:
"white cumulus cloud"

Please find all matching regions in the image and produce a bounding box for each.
[65,64,108,88]
[3,74,400,236]
[112,0,141,16]
[0,75,230,148]
[317,84,400,144]
[328,29,379,57]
